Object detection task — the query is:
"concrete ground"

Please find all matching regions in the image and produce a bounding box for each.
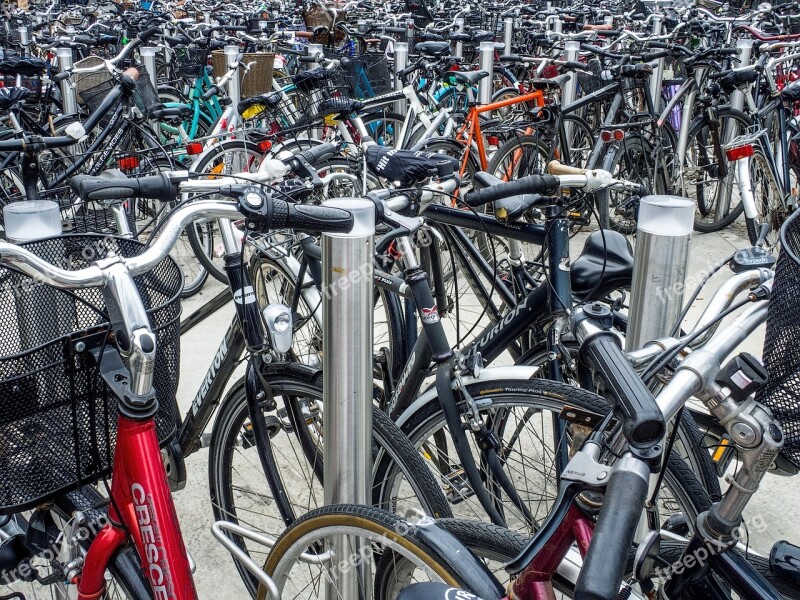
[173,223,798,599]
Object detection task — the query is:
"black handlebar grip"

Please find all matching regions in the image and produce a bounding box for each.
[574,461,650,600]
[385,26,407,34]
[596,29,624,36]
[138,26,162,42]
[579,331,665,448]
[71,174,178,203]
[462,174,559,208]
[271,199,354,233]
[499,54,522,62]
[295,143,337,167]
[223,25,248,32]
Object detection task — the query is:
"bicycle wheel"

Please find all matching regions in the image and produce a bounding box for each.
[391,377,714,535]
[361,109,408,147]
[745,149,784,248]
[208,367,451,597]
[257,505,502,600]
[0,487,150,600]
[187,139,265,283]
[683,108,751,233]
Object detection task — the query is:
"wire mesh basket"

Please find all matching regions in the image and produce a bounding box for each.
[341,54,392,99]
[577,59,607,95]
[756,209,800,468]
[134,68,161,118]
[73,56,112,99]
[174,46,208,78]
[0,234,181,513]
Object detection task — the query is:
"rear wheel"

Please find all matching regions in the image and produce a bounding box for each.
[744,149,784,248]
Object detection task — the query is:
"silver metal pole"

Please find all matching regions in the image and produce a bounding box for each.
[563,40,580,139]
[626,196,694,350]
[648,15,664,110]
[224,45,241,109]
[56,47,78,116]
[393,42,409,116]
[454,18,465,60]
[18,27,29,55]
[729,38,754,115]
[478,40,495,111]
[140,47,158,90]
[308,43,324,69]
[406,18,415,52]
[604,15,614,26]
[322,199,375,599]
[552,18,563,34]
[504,17,513,54]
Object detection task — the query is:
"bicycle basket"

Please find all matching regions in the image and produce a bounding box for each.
[174,46,208,78]
[0,235,181,514]
[134,68,161,118]
[756,209,800,468]
[73,56,112,99]
[342,54,392,99]
[211,51,275,97]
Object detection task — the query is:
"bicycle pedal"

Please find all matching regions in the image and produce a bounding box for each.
[443,469,474,504]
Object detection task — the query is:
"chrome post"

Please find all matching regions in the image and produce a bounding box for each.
[563,40,580,139]
[406,18,415,52]
[224,45,241,109]
[648,15,664,105]
[394,42,409,116]
[56,48,78,116]
[18,27,29,55]
[140,47,159,135]
[454,17,465,59]
[504,17,514,54]
[478,40,495,113]
[322,200,375,600]
[308,43,324,69]
[626,196,694,350]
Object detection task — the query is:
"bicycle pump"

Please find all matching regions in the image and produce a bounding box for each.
[322,200,375,599]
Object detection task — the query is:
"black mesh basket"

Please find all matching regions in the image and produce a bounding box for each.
[756,210,800,468]
[0,235,182,513]
[133,68,161,118]
[79,79,115,127]
[342,54,392,99]
[174,46,208,78]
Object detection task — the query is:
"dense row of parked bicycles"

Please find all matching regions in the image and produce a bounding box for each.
[0,0,799,597]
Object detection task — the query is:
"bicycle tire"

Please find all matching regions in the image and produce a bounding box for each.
[361,110,408,147]
[393,377,715,534]
[684,108,751,233]
[208,366,451,597]
[744,149,784,248]
[258,504,502,600]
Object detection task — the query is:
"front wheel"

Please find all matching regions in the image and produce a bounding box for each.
[744,149,785,248]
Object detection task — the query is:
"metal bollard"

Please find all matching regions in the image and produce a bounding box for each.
[562,41,580,139]
[504,17,514,54]
[604,15,614,26]
[625,196,694,350]
[478,41,496,111]
[56,48,77,116]
[307,43,324,69]
[140,47,159,90]
[322,200,375,599]
[394,42,409,116]
[648,15,664,111]
[454,18,465,60]
[224,45,241,109]
[18,27,29,56]
[729,39,754,115]
[406,19,415,53]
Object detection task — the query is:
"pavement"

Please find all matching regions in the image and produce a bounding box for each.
[172,222,798,599]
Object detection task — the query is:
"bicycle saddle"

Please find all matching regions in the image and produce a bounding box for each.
[0,56,47,77]
[451,70,489,86]
[292,68,337,93]
[316,97,364,117]
[470,30,494,43]
[781,81,800,103]
[570,229,634,300]
[0,87,32,111]
[415,41,451,57]
[717,70,758,94]
[397,583,484,600]
[365,145,459,184]
[238,91,283,114]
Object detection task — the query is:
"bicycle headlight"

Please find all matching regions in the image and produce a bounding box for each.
[263,303,293,354]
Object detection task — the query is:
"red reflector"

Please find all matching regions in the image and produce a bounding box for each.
[185,142,203,155]
[257,140,272,152]
[487,135,499,146]
[725,145,754,161]
[613,129,625,141]
[118,156,139,170]
[600,130,612,142]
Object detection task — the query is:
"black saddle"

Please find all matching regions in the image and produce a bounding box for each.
[0,87,32,111]
[718,70,758,94]
[470,30,494,43]
[415,41,451,57]
[570,229,634,300]
[365,145,459,185]
[316,97,364,117]
[0,56,47,77]
[451,70,490,86]
[238,91,283,115]
[292,68,337,93]
[781,81,800,103]
[398,583,484,600]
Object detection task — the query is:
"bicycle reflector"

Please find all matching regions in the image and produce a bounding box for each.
[185,142,203,155]
[118,155,139,170]
[258,140,273,153]
[726,144,754,161]
[600,129,625,143]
